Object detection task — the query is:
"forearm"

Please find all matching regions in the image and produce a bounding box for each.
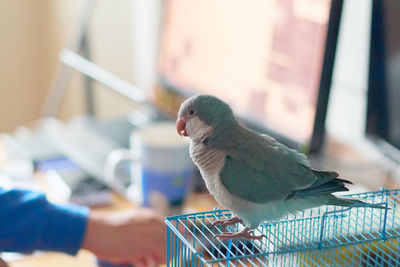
[0,188,89,255]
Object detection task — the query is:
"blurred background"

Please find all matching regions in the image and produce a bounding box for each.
[0,0,136,131]
[1,0,400,265]
[1,0,400,238]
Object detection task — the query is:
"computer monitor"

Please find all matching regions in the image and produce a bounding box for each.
[155,0,343,153]
[366,0,400,164]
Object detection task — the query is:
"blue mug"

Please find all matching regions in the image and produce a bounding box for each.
[104,122,193,215]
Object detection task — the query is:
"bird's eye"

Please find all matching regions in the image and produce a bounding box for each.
[189,109,194,115]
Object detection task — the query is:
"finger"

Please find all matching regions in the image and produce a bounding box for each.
[139,256,158,267]
[146,257,157,267]
[96,257,131,266]
[153,254,167,265]
[134,261,145,267]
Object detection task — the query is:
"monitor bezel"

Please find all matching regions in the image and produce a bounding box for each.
[366,0,400,164]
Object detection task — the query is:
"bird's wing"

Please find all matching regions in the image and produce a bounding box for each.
[219,128,318,203]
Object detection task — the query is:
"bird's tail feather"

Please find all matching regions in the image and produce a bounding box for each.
[281,194,386,221]
[311,169,340,186]
[326,194,386,209]
[286,169,386,211]
[289,175,351,199]
[284,194,385,217]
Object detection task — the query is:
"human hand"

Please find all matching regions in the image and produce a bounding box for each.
[81,208,167,265]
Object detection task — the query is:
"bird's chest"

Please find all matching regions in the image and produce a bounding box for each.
[190,142,229,201]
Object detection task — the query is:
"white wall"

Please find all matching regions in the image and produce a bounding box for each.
[131,0,163,96]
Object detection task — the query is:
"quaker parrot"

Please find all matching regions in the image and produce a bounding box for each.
[176,94,382,240]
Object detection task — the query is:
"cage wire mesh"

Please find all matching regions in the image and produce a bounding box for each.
[165,188,400,266]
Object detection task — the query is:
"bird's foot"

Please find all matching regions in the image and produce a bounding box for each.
[215,227,267,240]
[212,216,243,227]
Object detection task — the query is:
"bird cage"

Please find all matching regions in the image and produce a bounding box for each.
[165,188,400,266]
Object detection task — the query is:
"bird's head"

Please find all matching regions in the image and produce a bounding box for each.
[176,95,236,142]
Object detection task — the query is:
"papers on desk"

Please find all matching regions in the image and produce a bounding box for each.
[0,251,46,262]
[0,145,39,191]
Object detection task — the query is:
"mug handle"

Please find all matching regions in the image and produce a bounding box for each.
[104,148,139,197]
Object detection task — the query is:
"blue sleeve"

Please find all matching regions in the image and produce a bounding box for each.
[0,188,89,255]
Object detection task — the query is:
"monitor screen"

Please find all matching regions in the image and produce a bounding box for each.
[156,0,342,152]
[367,0,400,163]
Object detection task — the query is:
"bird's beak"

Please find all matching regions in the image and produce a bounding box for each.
[176,118,188,137]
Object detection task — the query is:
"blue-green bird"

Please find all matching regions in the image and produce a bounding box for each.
[176,94,379,240]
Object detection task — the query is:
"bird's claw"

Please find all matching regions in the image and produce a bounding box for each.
[214,227,267,240]
[212,216,243,227]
